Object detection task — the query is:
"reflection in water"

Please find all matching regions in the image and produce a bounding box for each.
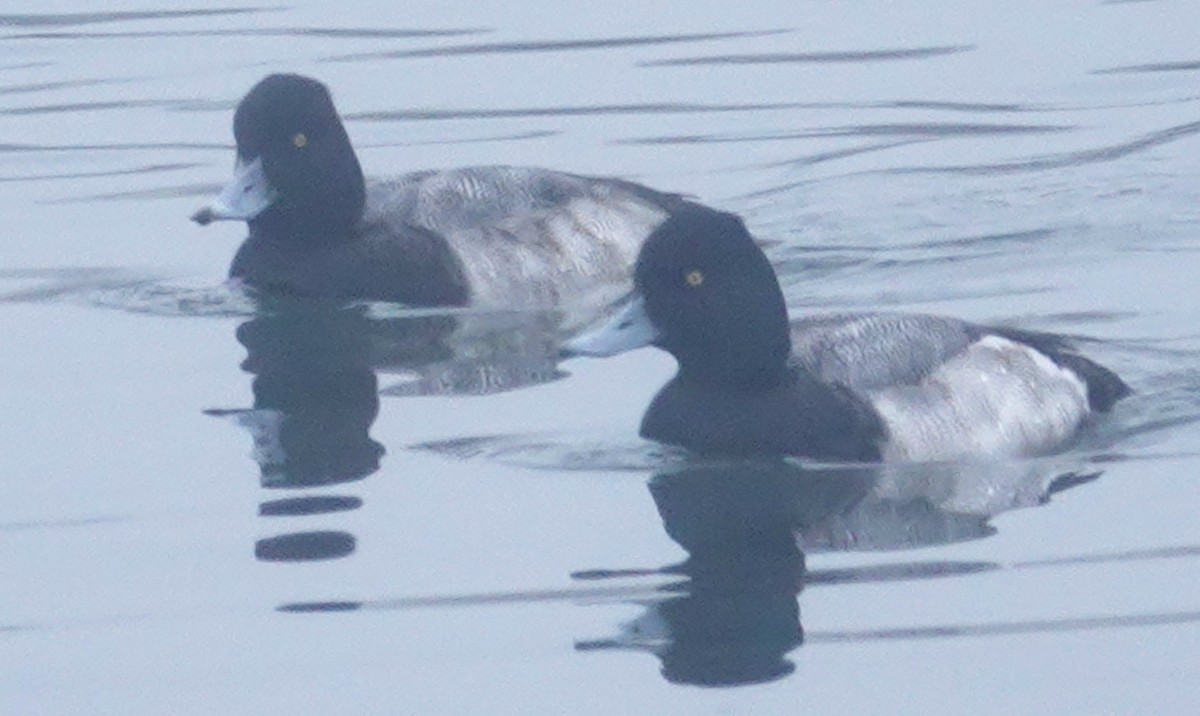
[226,306,388,489]
[255,531,357,562]
[578,456,1098,686]
[375,308,566,397]
[210,303,384,563]
[258,495,363,516]
[577,461,869,686]
[208,298,569,561]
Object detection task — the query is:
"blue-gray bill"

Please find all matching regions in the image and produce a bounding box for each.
[562,294,659,358]
[191,156,278,225]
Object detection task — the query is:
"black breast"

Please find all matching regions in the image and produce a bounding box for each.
[639,369,885,461]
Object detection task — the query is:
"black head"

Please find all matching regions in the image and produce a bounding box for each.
[636,206,791,386]
[234,74,365,242]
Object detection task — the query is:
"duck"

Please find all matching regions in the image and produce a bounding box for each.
[191,73,694,307]
[563,205,1130,462]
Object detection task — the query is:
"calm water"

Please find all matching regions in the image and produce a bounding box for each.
[3,1,1200,713]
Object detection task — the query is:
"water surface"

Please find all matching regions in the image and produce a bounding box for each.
[2,1,1200,713]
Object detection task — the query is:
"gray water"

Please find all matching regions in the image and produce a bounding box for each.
[3,1,1200,713]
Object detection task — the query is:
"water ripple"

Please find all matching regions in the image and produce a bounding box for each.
[349,100,811,122]
[641,45,974,67]
[279,582,677,613]
[886,99,1032,113]
[0,141,227,153]
[1,267,155,304]
[348,99,1056,126]
[412,433,686,472]
[0,78,111,95]
[809,609,1200,644]
[1094,59,1200,75]
[47,181,225,204]
[0,61,53,71]
[0,272,256,318]
[326,29,790,62]
[1,26,483,42]
[0,515,127,532]
[621,121,1073,146]
[0,99,182,115]
[0,162,197,183]
[767,139,933,168]
[0,7,276,28]
[886,118,1200,175]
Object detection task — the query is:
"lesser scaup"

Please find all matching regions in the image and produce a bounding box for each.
[192,74,694,306]
[564,206,1129,462]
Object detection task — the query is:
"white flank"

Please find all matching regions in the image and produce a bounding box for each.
[871,335,1090,462]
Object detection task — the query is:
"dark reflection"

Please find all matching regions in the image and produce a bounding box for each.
[577,461,870,686]
[884,100,1031,112]
[578,456,1100,686]
[279,601,363,613]
[259,495,363,517]
[208,297,567,562]
[255,531,357,561]
[229,307,388,488]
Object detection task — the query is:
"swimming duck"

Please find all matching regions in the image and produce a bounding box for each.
[564,205,1129,462]
[192,73,693,307]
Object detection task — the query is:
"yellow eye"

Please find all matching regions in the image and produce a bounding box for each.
[685,270,704,287]
[293,132,308,148]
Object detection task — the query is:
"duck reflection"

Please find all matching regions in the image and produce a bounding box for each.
[231,305,390,489]
[208,296,567,562]
[578,457,1097,686]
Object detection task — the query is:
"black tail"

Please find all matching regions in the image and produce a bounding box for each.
[990,327,1131,412]
[1050,352,1131,412]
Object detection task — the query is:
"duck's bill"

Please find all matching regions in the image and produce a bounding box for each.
[562,294,659,358]
[190,157,279,225]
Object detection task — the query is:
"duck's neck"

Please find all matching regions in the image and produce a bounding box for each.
[250,178,364,247]
[672,295,793,390]
[676,338,794,390]
[253,136,366,246]
[250,200,359,247]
